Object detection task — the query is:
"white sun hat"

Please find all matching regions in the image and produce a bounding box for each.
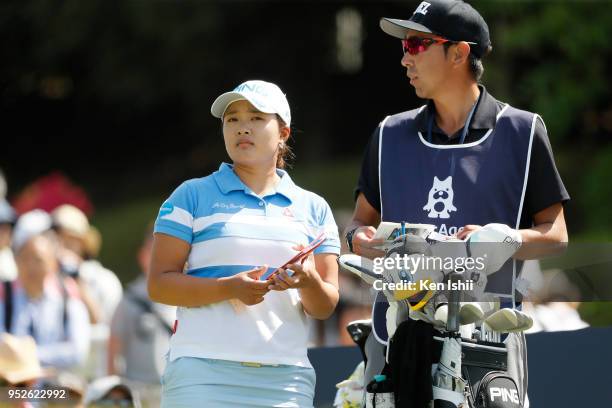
[0,334,53,384]
[51,204,90,238]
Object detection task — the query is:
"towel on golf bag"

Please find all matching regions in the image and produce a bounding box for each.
[388,319,435,407]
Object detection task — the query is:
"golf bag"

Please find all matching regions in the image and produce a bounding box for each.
[340,223,528,408]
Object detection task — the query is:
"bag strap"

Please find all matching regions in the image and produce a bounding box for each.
[57,276,69,340]
[3,280,12,332]
[125,287,173,335]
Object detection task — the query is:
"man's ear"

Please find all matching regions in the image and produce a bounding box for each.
[452,42,471,66]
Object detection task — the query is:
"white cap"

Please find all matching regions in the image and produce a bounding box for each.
[51,204,90,238]
[210,80,291,126]
[84,375,134,405]
[12,209,52,253]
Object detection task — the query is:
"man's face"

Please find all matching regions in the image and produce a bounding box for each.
[57,229,85,258]
[16,235,59,288]
[400,29,454,99]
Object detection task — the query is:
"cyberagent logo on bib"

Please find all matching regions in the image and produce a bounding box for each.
[423,176,457,219]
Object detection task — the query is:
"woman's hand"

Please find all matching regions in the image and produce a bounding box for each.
[224,266,271,305]
[268,245,320,291]
[267,244,339,320]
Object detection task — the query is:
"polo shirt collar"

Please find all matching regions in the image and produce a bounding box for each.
[415,85,498,134]
[274,168,298,202]
[213,163,296,202]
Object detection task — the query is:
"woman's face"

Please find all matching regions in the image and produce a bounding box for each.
[222,100,289,168]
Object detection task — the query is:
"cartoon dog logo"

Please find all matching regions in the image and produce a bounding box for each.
[423,176,457,219]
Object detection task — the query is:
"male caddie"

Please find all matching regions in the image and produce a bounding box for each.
[345,1,569,406]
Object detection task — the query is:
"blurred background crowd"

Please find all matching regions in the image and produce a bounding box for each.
[1,0,610,406]
[0,186,171,407]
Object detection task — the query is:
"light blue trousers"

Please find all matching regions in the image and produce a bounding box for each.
[161,357,316,408]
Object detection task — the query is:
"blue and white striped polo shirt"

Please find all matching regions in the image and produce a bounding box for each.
[154,163,340,367]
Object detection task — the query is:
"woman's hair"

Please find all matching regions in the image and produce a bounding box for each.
[276,115,295,169]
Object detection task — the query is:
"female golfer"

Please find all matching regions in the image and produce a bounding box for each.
[148,80,340,407]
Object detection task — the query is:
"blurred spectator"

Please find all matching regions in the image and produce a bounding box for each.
[1,211,90,370]
[0,199,18,281]
[41,371,86,407]
[522,267,589,333]
[84,376,141,408]
[0,333,52,385]
[332,209,373,346]
[51,204,122,325]
[524,301,588,333]
[336,275,373,346]
[108,224,175,386]
[0,333,53,408]
[51,204,122,379]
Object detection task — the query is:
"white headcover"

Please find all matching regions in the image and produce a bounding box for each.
[467,223,522,275]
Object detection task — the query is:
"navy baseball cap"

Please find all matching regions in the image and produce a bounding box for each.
[380,0,491,58]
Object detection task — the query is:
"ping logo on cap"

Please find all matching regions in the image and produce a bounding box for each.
[211,80,291,126]
[233,82,271,98]
[414,1,432,16]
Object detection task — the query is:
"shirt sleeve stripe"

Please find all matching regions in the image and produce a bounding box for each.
[160,206,194,229]
[154,221,193,244]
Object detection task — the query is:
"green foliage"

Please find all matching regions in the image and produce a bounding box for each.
[290,160,361,211]
[1,1,223,105]
[581,147,612,234]
[92,196,162,283]
[579,302,612,327]
[478,0,612,146]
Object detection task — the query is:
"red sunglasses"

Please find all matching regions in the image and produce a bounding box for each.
[401,36,451,55]
[401,36,478,56]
